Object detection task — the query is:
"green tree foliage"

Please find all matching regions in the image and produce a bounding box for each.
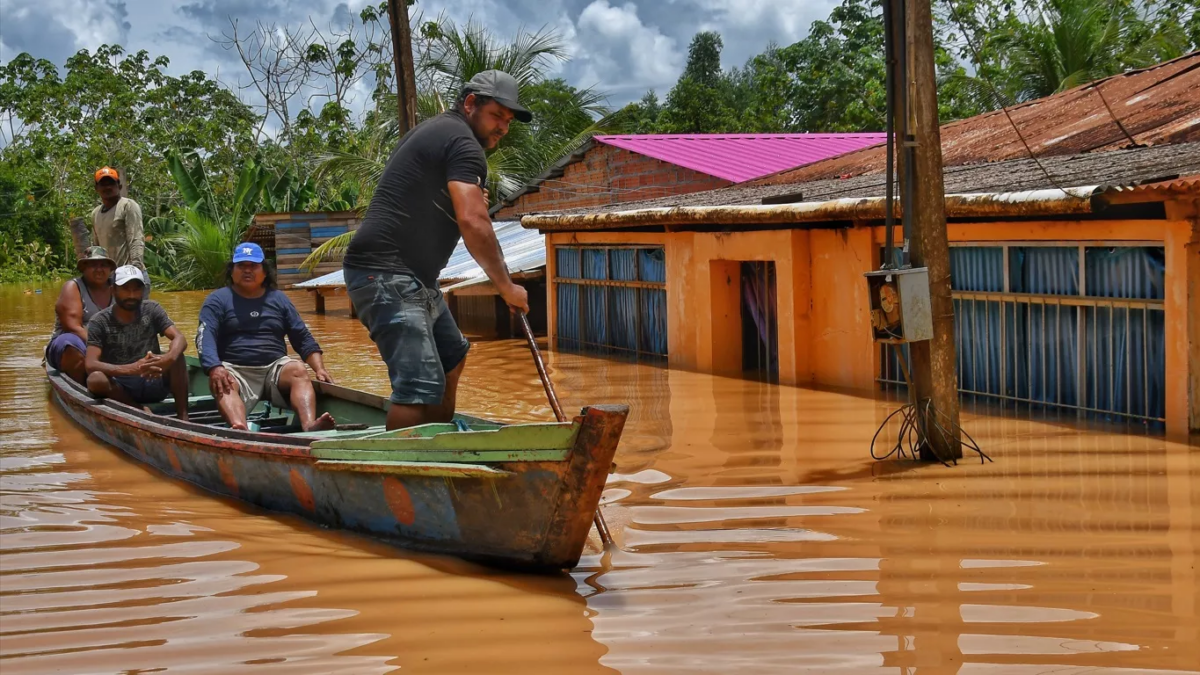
[777,0,889,131]
[940,0,1194,104]
[150,150,318,288]
[647,32,793,133]
[0,46,258,218]
[0,162,71,281]
[303,20,623,271]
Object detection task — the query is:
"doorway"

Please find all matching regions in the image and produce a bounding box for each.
[740,261,778,382]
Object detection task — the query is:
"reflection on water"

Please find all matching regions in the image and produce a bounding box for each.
[1,284,1198,674]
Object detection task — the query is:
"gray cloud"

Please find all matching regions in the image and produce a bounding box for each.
[2,0,834,112]
[1,0,133,66]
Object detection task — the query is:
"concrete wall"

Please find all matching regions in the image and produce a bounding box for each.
[494,144,730,219]
[543,203,1199,435]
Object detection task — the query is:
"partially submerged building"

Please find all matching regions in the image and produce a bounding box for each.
[519,54,1200,435]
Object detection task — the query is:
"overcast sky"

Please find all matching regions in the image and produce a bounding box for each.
[1,0,838,117]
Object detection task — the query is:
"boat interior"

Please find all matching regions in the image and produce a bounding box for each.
[54,356,502,442]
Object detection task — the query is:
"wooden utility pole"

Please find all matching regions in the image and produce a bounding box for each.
[386,0,418,133]
[905,0,962,459]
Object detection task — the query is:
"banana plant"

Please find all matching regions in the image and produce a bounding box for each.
[165,149,269,235]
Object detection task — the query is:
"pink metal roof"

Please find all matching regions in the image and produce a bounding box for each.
[594,133,887,183]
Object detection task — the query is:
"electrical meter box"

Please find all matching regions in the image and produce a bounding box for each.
[864,267,933,343]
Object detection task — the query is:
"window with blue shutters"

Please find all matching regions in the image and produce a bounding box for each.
[554,246,667,359]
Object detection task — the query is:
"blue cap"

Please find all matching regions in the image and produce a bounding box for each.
[232,242,265,264]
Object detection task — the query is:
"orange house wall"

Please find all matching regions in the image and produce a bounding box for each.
[542,207,1196,433]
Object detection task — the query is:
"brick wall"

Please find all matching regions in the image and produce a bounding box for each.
[493,144,731,220]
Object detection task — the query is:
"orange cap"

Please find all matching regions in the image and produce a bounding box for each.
[94,166,120,183]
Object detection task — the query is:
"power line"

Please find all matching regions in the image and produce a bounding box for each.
[943,0,1089,200]
[1091,82,1141,148]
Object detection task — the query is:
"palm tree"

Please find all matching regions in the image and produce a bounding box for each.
[1002,0,1188,100]
[302,18,621,271]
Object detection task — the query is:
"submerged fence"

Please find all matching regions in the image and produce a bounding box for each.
[882,244,1166,423]
[554,245,668,359]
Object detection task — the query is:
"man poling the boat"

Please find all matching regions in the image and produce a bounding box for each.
[84,265,188,420]
[46,246,116,384]
[196,242,336,432]
[342,69,532,430]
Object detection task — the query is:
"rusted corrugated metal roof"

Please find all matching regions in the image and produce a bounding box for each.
[752,52,1200,187]
[1103,175,1200,197]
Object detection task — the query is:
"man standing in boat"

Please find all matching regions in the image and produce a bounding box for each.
[342,70,531,430]
[46,246,116,384]
[91,166,148,292]
[197,243,336,432]
[84,265,188,421]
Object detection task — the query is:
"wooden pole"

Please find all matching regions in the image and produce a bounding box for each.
[905,0,962,460]
[518,313,615,547]
[386,0,419,134]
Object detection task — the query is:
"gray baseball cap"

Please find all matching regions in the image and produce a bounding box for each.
[463,70,532,123]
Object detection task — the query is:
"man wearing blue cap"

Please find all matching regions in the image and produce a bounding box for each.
[196,243,336,432]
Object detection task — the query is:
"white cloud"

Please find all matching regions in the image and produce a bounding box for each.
[571,0,682,96]
[692,0,821,42]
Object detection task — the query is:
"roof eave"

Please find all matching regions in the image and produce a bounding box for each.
[521,186,1104,232]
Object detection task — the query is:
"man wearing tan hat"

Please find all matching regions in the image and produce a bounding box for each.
[45,245,116,383]
[91,166,146,277]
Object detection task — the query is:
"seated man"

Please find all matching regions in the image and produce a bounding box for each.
[197,243,335,431]
[46,246,115,383]
[85,266,189,420]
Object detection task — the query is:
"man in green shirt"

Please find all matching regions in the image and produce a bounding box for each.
[91,166,145,275]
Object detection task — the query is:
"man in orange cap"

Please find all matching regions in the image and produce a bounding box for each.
[91,166,146,283]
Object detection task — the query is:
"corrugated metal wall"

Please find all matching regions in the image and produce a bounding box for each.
[883,245,1166,423]
[556,246,668,359]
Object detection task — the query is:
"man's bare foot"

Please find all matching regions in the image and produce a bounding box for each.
[303,412,336,432]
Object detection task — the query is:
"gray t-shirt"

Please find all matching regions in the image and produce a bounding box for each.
[86,301,173,366]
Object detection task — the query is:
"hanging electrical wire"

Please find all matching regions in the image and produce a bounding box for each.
[870,399,992,465]
[870,346,992,465]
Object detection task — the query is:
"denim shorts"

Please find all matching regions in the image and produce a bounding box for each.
[111,373,171,404]
[344,266,470,405]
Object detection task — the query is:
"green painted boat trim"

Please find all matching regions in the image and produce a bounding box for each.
[314,459,515,477]
[311,422,579,452]
[311,447,570,463]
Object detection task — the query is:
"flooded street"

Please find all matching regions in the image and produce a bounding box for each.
[1,283,1197,674]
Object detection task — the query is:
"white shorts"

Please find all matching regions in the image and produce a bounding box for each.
[224,356,296,411]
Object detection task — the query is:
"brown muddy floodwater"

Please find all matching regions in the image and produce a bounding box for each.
[1,283,1197,674]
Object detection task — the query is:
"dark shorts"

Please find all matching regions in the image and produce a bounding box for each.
[111,373,171,405]
[344,266,470,405]
[46,333,86,369]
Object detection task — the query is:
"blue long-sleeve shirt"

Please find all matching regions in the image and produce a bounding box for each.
[197,287,321,373]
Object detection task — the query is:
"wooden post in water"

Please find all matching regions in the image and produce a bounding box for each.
[518,313,614,547]
[386,0,418,134]
[905,0,962,459]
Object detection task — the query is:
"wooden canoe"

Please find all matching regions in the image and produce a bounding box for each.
[47,357,628,572]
